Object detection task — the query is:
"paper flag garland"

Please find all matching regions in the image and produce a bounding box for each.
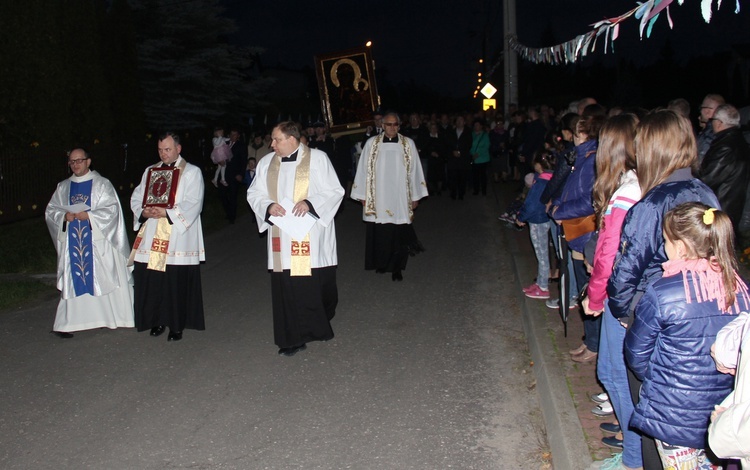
[508,0,740,65]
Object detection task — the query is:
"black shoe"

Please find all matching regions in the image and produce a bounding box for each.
[392,270,403,281]
[51,331,74,339]
[167,331,183,342]
[599,422,621,434]
[278,344,307,356]
[601,436,623,449]
[150,325,166,337]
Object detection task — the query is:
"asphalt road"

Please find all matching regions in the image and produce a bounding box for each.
[0,184,547,469]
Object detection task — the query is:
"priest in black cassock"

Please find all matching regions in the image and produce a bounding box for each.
[247,121,344,357]
[130,132,206,342]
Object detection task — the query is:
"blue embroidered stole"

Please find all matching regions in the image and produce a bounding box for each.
[68,180,94,296]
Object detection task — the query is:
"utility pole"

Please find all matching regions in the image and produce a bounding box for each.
[503,0,518,114]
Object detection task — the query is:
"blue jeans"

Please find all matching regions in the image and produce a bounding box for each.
[529,221,551,290]
[598,306,642,468]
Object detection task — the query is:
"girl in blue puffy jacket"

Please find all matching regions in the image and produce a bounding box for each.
[625,202,750,469]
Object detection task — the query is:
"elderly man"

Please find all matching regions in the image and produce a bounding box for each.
[130,132,205,342]
[45,149,134,338]
[247,121,344,357]
[351,112,429,281]
[701,104,750,240]
[697,93,726,163]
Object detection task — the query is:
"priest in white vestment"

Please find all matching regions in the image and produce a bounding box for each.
[130,132,206,342]
[45,148,134,338]
[351,112,429,281]
[247,121,344,357]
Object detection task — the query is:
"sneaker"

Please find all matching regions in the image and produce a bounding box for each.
[523,283,543,294]
[524,284,550,299]
[600,422,621,434]
[586,452,625,470]
[521,279,549,294]
[220,180,229,187]
[211,179,218,188]
[602,435,624,450]
[590,392,609,403]
[545,298,577,310]
[592,400,614,417]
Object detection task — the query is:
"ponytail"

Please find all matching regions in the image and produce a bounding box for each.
[664,203,739,310]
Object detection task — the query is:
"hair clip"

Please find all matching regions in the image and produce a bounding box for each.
[703,208,717,225]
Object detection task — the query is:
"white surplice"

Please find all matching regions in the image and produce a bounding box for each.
[129,156,205,265]
[45,170,134,332]
[350,135,428,224]
[247,146,344,270]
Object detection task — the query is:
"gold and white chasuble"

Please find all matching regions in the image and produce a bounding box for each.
[247,144,344,274]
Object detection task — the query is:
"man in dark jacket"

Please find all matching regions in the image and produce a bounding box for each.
[696,93,725,163]
[445,115,473,200]
[701,104,750,241]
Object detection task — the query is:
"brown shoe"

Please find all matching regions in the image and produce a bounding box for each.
[572,348,598,363]
[569,343,587,355]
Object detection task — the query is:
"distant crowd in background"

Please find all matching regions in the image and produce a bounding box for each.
[216,98,750,216]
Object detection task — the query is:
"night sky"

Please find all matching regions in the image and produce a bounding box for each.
[225,0,749,98]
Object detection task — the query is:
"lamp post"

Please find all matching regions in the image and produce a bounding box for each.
[503,0,518,115]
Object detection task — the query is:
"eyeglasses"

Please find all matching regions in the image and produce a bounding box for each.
[68,158,89,165]
[383,123,400,127]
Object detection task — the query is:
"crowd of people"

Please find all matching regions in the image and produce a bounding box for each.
[508,96,750,470]
[43,95,750,468]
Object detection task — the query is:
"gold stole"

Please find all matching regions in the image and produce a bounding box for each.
[128,158,187,271]
[268,145,312,276]
[364,134,415,221]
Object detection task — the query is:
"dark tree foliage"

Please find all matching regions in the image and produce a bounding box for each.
[0,1,113,149]
[128,0,272,130]
[0,0,270,152]
[105,0,147,143]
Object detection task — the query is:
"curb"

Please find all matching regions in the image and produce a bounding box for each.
[508,228,592,470]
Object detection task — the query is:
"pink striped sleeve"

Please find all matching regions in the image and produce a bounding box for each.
[587,195,639,311]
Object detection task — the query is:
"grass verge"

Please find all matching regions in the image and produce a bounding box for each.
[0,279,57,311]
[0,175,244,310]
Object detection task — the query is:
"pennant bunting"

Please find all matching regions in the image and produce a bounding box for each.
[508,0,739,65]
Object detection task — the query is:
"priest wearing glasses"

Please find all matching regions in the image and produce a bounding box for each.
[45,148,134,338]
[351,112,428,281]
